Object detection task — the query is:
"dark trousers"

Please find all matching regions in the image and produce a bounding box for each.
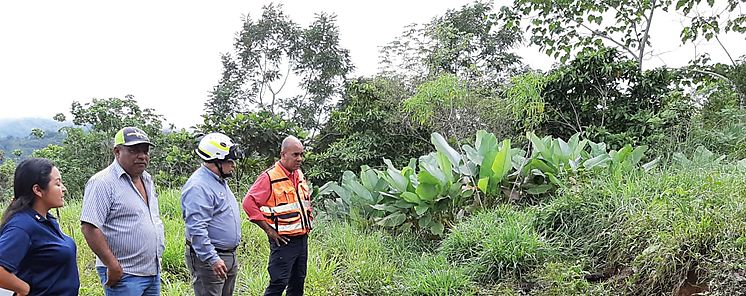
[264,234,308,296]
[185,246,238,296]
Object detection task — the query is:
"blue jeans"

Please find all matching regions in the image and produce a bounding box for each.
[96,266,161,296]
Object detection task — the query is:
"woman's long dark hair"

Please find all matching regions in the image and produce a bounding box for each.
[0,158,55,228]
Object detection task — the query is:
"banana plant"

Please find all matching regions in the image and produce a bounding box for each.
[319,130,659,236]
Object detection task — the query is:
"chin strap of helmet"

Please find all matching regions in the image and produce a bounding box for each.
[211,159,232,179]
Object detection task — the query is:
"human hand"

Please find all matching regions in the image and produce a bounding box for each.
[211,259,228,280]
[266,229,289,246]
[14,281,30,296]
[105,262,124,287]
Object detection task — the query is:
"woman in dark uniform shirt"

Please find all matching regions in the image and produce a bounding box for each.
[0,158,79,296]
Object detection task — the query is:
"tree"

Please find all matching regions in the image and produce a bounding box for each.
[306,77,432,184]
[506,0,745,68]
[37,96,183,198]
[0,158,15,201]
[402,74,513,140]
[70,95,164,135]
[539,47,692,150]
[205,4,353,134]
[30,128,44,139]
[379,0,524,86]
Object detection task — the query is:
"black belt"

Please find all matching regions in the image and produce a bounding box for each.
[186,240,237,253]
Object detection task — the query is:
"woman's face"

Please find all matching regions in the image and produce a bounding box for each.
[37,166,66,208]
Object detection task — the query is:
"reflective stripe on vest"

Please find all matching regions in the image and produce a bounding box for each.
[260,200,312,214]
[264,164,313,236]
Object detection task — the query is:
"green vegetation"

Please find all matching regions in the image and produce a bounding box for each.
[40,157,744,295]
[1,0,745,294]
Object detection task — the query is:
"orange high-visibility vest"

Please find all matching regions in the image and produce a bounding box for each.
[260,164,313,236]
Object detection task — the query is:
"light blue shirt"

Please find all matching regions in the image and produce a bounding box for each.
[181,165,242,265]
[80,160,165,276]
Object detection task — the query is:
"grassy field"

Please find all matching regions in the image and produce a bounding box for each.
[22,166,746,295]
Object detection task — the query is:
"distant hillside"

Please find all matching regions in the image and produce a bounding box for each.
[0,117,68,138]
[0,118,70,160]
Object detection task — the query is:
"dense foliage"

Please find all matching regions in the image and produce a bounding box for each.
[0,1,745,294]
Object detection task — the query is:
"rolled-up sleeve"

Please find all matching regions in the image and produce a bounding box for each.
[80,178,112,228]
[0,226,31,273]
[181,183,218,265]
[242,173,271,222]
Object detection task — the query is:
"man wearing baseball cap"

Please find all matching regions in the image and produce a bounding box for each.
[80,127,165,296]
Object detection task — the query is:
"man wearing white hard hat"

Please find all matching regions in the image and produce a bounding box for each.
[181,132,244,296]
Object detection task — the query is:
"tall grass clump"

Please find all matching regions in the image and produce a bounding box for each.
[440,205,552,281]
[536,168,746,295]
[398,254,476,296]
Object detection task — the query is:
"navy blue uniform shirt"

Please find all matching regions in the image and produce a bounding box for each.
[0,208,79,296]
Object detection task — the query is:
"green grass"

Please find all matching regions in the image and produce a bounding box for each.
[55,189,435,295]
[3,165,745,295]
[440,205,553,281]
[535,168,746,295]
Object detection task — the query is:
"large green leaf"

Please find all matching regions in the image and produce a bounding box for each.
[343,173,373,203]
[583,154,611,170]
[418,170,441,186]
[429,220,445,236]
[385,168,409,193]
[418,214,432,228]
[394,199,415,209]
[477,177,490,193]
[556,138,571,161]
[416,183,438,201]
[317,181,336,196]
[610,145,633,164]
[463,144,483,164]
[400,191,420,204]
[491,139,512,181]
[360,166,379,191]
[459,162,477,176]
[435,151,454,183]
[384,158,400,173]
[376,212,407,227]
[328,183,351,204]
[431,132,462,168]
[629,145,648,165]
[370,204,400,212]
[480,149,498,179]
[588,141,607,157]
[420,160,446,185]
[528,132,549,157]
[414,205,429,216]
[523,158,558,175]
[525,184,554,195]
[476,130,497,156]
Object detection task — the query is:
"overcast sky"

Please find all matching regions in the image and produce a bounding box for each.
[0,0,743,128]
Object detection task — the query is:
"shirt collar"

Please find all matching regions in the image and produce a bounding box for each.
[24,208,56,222]
[111,160,151,181]
[199,164,224,182]
[276,161,295,178]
